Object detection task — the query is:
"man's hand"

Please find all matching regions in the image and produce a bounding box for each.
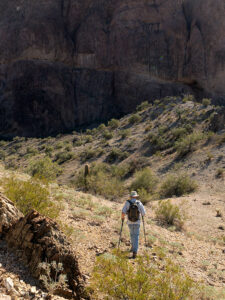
[121,213,125,220]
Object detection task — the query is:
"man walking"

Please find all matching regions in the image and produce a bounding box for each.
[121,191,146,258]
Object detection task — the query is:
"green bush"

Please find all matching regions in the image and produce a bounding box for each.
[102,130,113,140]
[26,146,38,155]
[107,148,129,162]
[131,168,158,195]
[136,101,149,111]
[128,114,141,124]
[55,151,75,164]
[120,129,131,139]
[175,131,204,157]
[98,123,106,132]
[55,142,64,149]
[182,94,194,103]
[75,163,126,200]
[202,98,211,107]
[3,177,59,218]
[90,250,195,299]
[160,173,198,198]
[81,147,96,161]
[108,118,120,129]
[0,150,6,161]
[147,133,168,151]
[155,200,185,230]
[28,157,62,181]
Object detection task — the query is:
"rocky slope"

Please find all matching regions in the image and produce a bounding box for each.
[0,0,225,137]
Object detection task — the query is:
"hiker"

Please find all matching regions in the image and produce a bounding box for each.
[121,191,146,258]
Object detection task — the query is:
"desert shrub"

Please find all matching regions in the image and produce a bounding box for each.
[0,150,6,161]
[160,173,198,198]
[144,124,152,132]
[171,127,188,141]
[108,118,120,129]
[202,98,211,107]
[147,133,167,151]
[120,129,131,139]
[28,157,62,181]
[85,135,93,143]
[102,130,113,140]
[158,126,167,135]
[137,187,152,205]
[107,148,129,162]
[98,123,106,132]
[65,144,72,152]
[45,146,54,156]
[75,163,126,200]
[38,261,68,295]
[128,114,141,124]
[131,168,158,196]
[90,250,195,299]
[182,94,194,102]
[55,142,64,149]
[26,146,38,155]
[175,131,204,157]
[136,101,149,111]
[155,200,186,230]
[81,147,96,161]
[55,151,75,164]
[3,177,59,218]
[0,140,6,147]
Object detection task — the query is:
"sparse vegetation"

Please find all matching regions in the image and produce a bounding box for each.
[3,177,60,218]
[128,113,141,124]
[28,157,62,181]
[160,173,198,198]
[38,261,68,295]
[75,163,126,200]
[175,131,204,157]
[202,98,211,107]
[155,200,186,230]
[136,101,149,111]
[108,118,120,129]
[90,250,195,299]
[107,148,129,162]
[131,168,158,201]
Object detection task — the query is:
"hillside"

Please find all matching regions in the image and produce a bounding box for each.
[0,96,224,299]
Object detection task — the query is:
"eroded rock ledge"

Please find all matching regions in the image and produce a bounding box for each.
[0,195,88,299]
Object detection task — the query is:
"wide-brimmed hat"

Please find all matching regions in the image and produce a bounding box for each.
[130,191,139,198]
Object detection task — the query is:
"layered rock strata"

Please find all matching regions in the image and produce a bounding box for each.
[5,210,88,299]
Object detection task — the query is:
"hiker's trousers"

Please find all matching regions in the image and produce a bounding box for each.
[128,224,140,253]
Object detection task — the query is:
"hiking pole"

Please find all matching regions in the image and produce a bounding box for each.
[142,216,147,247]
[118,219,124,249]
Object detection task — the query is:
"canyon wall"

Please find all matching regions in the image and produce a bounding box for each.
[0,0,224,137]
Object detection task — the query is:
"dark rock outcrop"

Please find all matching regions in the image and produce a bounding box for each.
[5,210,88,299]
[0,0,224,137]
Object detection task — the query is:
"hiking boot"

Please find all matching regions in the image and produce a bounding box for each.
[132,252,137,259]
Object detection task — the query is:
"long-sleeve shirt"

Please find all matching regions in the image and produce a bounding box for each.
[122,198,146,225]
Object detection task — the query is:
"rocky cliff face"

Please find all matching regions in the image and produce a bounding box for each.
[0,0,224,137]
